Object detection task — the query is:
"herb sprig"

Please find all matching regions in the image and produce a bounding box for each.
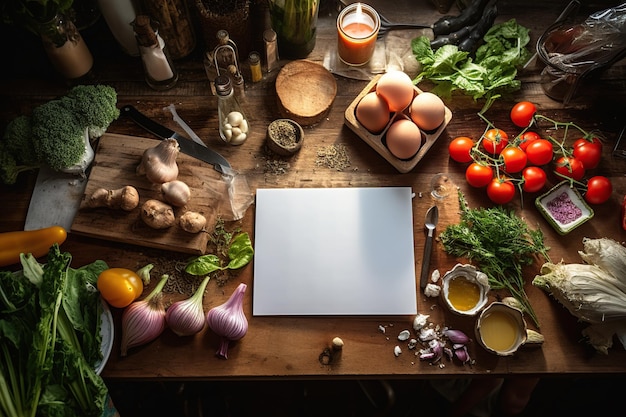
[440,192,550,327]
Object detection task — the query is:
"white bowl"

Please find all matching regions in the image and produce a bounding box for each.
[441,264,490,316]
[475,302,527,356]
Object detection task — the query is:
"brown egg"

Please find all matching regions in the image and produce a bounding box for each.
[355,91,390,133]
[375,70,415,112]
[386,118,422,160]
[410,92,446,131]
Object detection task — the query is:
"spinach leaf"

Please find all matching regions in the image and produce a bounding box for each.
[412,19,531,113]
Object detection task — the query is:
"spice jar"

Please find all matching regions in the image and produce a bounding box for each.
[248,51,262,82]
[141,0,196,59]
[133,15,178,90]
[215,75,249,145]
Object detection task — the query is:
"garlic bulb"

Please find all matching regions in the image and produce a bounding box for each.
[206,283,248,359]
[166,276,211,336]
[161,180,191,207]
[136,138,180,184]
[120,275,169,356]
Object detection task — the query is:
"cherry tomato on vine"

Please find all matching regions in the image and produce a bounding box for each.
[521,166,547,193]
[487,178,516,204]
[448,136,475,163]
[465,162,493,188]
[501,147,528,173]
[97,268,144,308]
[525,139,553,165]
[585,176,612,204]
[482,129,509,155]
[573,137,602,170]
[510,101,537,128]
[555,156,585,181]
[518,131,540,151]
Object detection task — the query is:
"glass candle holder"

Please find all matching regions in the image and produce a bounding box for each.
[337,3,380,66]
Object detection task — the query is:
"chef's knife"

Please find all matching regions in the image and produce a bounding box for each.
[121,105,231,173]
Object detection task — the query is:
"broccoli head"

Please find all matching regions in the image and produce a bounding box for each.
[64,84,120,139]
[0,142,38,185]
[31,100,86,171]
[3,114,39,166]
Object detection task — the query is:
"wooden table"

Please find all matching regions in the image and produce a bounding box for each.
[1,0,626,381]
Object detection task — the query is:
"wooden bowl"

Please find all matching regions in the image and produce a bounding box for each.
[266,119,304,156]
[275,60,337,126]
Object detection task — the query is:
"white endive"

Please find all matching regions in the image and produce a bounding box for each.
[578,238,626,289]
[533,262,626,324]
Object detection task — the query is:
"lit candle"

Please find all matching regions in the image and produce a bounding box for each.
[337,3,381,66]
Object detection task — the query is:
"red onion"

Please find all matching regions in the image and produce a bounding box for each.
[206,282,248,359]
[120,274,169,356]
[166,276,211,336]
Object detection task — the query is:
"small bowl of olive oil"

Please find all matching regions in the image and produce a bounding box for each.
[475,302,528,356]
[441,264,490,317]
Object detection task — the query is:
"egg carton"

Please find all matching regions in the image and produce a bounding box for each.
[344,74,452,173]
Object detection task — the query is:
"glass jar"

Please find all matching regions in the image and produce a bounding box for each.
[133,15,178,90]
[142,0,196,59]
[268,0,320,59]
[215,75,249,145]
[39,13,94,79]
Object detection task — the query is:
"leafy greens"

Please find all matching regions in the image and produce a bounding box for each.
[0,244,109,417]
[411,19,532,113]
[439,192,550,328]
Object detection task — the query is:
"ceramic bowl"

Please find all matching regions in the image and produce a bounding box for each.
[266,118,304,156]
[441,263,490,317]
[535,181,593,235]
[475,302,527,356]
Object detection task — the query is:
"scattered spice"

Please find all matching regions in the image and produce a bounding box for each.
[316,144,351,171]
[546,192,582,225]
[260,145,291,175]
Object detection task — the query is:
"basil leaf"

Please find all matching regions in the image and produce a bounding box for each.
[185,254,223,275]
[226,233,254,270]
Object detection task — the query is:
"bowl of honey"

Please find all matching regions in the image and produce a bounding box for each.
[475,302,528,356]
[441,264,490,317]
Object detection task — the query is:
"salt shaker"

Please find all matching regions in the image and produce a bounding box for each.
[133,15,178,90]
[215,75,249,145]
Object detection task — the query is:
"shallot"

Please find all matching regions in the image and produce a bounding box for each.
[120,274,169,356]
[166,276,211,336]
[206,282,248,359]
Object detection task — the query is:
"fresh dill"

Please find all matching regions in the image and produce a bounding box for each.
[439,191,550,327]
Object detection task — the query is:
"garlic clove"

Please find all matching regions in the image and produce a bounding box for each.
[224,128,233,141]
[161,180,191,207]
[239,119,249,134]
[227,111,243,126]
[230,133,247,145]
[231,127,242,137]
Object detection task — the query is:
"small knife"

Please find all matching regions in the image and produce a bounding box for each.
[121,105,231,173]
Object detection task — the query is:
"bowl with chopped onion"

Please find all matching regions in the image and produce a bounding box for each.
[535,181,594,235]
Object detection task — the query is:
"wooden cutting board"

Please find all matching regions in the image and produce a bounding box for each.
[71,133,226,255]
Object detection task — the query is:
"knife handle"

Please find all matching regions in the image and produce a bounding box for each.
[121,105,176,140]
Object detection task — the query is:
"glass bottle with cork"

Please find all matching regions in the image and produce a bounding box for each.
[133,15,178,90]
[215,75,249,146]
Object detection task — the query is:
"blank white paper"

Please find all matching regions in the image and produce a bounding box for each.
[253,187,417,316]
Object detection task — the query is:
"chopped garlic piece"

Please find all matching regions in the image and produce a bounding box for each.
[431,269,441,282]
[424,283,441,298]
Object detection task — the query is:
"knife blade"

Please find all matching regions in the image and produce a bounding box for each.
[121,105,231,173]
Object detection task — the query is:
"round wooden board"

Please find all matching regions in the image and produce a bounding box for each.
[275,60,337,126]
